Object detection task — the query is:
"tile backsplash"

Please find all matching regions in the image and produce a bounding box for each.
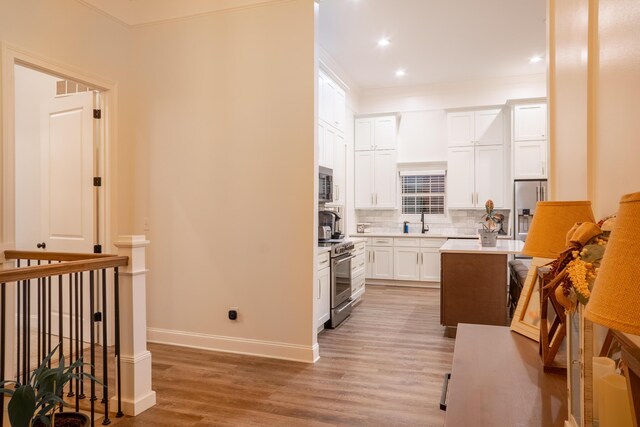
[354,209,511,236]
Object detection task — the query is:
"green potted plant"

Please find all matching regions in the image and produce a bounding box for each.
[479,199,503,247]
[0,344,97,427]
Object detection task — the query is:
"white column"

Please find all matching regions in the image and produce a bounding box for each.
[111,235,156,416]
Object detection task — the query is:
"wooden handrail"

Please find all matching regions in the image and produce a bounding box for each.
[0,256,128,283]
[4,250,115,262]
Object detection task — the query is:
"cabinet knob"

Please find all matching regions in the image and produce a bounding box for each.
[37,242,46,249]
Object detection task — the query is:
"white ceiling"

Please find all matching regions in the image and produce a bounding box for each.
[319,0,547,89]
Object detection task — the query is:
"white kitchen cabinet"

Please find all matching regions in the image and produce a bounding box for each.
[394,247,420,281]
[315,252,330,331]
[419,248,441,282]
[513,140,547,179]
[354,150,397,209]
[368,246,394,280]
[329,133,346,205]
[514,103,547,141]
[447,146,476,208]
[447,144,505,209]
[447,109,504,147]
[354,116,397,151]
[475,145,505,209]
[319,70,346,133]
[318,123,334,169]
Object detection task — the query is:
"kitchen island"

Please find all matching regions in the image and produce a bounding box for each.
[439,239,524,336]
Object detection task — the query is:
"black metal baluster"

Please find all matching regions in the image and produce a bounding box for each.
[79,272,85,399]
[58,273,63,412]
[37,261,41,363]
[101,269,110,425]
[90,270,96,427]
[75,272,80,411]
[15,260,21,385]
[68,273,74,398]
[23,277,29,386]
[114,268,123,417]
[47,264,52,364]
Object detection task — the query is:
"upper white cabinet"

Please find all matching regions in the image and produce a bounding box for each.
[355,116,397,151]
[513,103,547,141]
[447,109,504,147]
[354,150,397,209]
[318,123,334,169]
[319,70,346,133]
[330,133,346,205]
[447,108,506,209]
[513,102,548,179]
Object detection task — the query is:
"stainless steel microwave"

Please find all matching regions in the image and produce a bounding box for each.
[319,166,333,203]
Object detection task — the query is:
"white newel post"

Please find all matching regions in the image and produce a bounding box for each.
[112,235,156,416]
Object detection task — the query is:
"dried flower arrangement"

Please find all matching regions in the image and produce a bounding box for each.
[546,216,616,312]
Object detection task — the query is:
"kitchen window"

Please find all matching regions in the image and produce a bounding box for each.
[400,171,446,215]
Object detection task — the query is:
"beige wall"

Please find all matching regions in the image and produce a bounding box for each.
[1,0,317,361]
[130,0,317,359]
[549,0,640,218]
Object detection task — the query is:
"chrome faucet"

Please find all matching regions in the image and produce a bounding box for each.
[421,212,429,234]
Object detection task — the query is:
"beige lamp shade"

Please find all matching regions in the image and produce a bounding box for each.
[521,201,595,258]
[585,192,640,335]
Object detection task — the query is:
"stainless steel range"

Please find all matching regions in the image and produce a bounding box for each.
[323,240,355,329]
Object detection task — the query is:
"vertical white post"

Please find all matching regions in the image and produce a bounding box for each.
[111,235,156,416]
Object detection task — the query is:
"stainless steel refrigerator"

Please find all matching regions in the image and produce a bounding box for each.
[514,180,548,242]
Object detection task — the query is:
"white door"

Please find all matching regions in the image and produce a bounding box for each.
[447,146,475,208]
[394,247,420,281]
[40,92,95,253]
[514,104,547,141]
[514,140,548,179]
[475,109,504,146]
[354,151,374,209]
[355,118,374,151]
[447,111,474,147]
[373,116,397,150]
[475,145,505,209]
[373,150,397,209]
[371,247,394,280]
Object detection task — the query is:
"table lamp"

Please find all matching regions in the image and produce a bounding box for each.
[585,192,640,427]
[511,201,595,361]
[522,201,596,258]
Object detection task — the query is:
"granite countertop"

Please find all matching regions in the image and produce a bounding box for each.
[438,239,524,255]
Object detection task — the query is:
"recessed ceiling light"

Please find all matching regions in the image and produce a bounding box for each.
[395,69,406,77]
[378,38,390,47]
[530,55,543,63]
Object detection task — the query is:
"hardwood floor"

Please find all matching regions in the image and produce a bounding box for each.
[111,285,455,426]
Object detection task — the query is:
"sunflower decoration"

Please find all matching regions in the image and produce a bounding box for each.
[547,216,615,311]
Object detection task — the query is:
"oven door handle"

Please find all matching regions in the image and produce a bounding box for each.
[333,254,355,265]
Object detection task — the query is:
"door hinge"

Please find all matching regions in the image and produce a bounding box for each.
[93,312,102,322]
[93,109,101,119]
[93,244,102,254]
[93,177,102,187]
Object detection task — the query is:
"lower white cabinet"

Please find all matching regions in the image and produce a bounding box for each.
[366,246,394,280]
[315,254,331,330]
[365,238,445,283]
[394,247,421,281]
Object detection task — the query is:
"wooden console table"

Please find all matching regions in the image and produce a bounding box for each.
[444,324,567,427]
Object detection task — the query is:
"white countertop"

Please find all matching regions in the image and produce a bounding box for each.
[350,232,513,240]
[439,239,524,255]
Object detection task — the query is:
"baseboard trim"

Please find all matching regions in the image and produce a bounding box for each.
[366,279,440,289]
[147,327,317,364]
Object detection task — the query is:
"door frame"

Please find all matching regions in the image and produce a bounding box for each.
[0,42,117,260]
